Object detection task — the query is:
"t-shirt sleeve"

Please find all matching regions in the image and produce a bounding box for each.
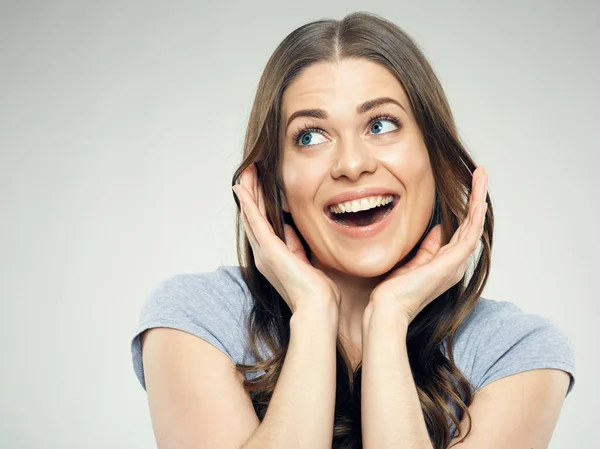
[130,266,253,391]
[453,298,575,397]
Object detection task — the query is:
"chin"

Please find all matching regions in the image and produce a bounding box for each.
[328,247,407,279]
[342,260,398,278]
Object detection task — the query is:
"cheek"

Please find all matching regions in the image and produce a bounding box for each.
[281,159,327,208]
[377,131,429,166]
[398,143,432,185]
[281,166,302,193]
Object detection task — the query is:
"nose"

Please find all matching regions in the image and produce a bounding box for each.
[330,136,378,181]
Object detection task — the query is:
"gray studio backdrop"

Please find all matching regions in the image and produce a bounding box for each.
[1,1,598,448]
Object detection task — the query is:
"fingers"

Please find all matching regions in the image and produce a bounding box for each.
[235,185,260,250]
[239,163,256,201]
[256,174,269,226]
[251,164,267,218]
[471,167,488,233]
[458,170,483,241]
[234,164,276,252]
[461,167,488,245]
[432,168,488,288]
[471,167,487,218]
[446,166,488,250]
[253,164,259,211]
[240,162,271,227]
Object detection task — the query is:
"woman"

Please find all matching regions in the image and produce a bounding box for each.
[131,11,575,449]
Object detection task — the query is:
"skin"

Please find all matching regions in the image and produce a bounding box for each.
[278,58,436,358]
[233,57,570,447]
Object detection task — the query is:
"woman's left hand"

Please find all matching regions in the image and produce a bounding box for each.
[369,166,489,326]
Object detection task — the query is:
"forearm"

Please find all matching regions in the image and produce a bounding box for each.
[242,302,339,449]
[361,300,434,449]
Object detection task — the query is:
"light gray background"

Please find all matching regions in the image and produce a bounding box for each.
[1,0,598,448]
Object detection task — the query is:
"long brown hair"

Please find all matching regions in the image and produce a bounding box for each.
[230,11,493,449]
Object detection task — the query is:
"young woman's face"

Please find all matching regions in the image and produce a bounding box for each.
[279,58,436,278]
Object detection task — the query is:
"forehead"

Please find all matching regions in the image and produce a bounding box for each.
[280,58,411,119]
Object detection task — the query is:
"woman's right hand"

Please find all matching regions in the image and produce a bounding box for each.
[232,163,341,314]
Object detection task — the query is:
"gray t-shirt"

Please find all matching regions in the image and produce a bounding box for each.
[130,265,576,420]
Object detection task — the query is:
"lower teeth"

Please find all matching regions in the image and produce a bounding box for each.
[333,204,393,227]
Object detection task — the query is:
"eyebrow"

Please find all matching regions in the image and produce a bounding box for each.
[284,96,408,132]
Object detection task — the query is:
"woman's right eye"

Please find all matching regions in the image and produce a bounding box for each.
[294,129,327,147]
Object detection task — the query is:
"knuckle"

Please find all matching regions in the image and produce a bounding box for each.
[255,258,265,272]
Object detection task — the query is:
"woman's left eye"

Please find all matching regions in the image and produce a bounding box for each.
[369,118,398,135]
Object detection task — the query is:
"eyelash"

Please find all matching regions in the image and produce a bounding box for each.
[291,113,402,147]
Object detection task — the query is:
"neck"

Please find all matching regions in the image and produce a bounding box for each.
[311,259,387,353]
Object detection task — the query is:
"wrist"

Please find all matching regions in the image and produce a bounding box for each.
[291,300,339,332]
[365,296,411,333]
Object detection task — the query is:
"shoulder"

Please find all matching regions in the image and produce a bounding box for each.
[139,265,252,319]
[131,266,256,390]
[450,297,576,397]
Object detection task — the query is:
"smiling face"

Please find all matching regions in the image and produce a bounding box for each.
[278,58,436,278]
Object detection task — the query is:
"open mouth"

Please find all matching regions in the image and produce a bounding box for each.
[324,196,399,228]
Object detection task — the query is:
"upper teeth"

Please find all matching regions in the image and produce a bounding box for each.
[329,195,395,214]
